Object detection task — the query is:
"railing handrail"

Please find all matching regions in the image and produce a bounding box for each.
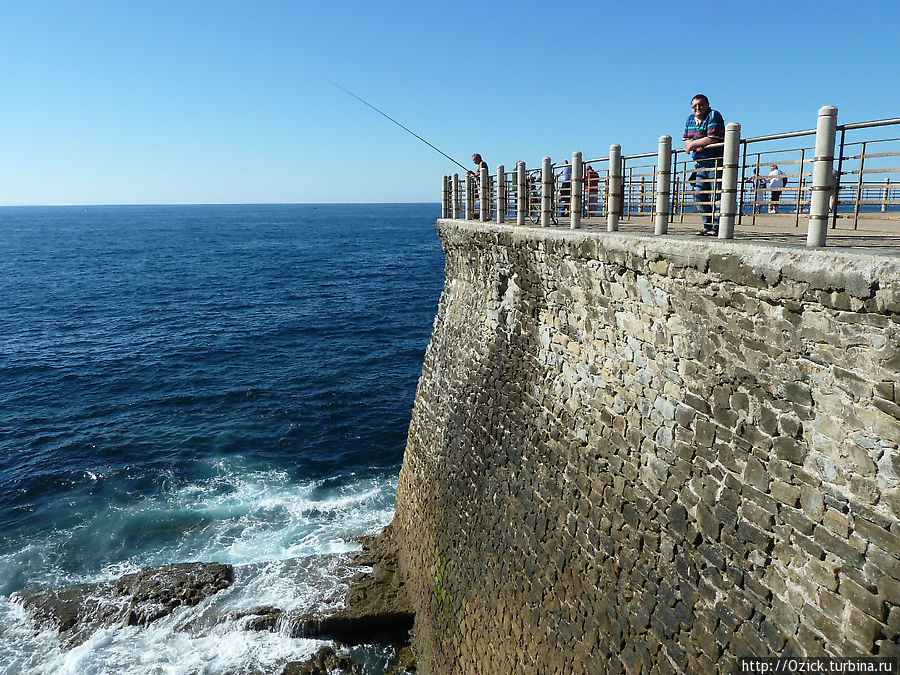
[441,107,899,248]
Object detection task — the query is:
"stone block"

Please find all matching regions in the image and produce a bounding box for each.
[780,381,813,407]
[813,526,864,567]
[770,481,802,508]
[800,486,826,520]
[807,560,838,592]
[684,393,711,417]
[801,602,843,646]
[874,396,900,422]
[793,533,826,560]
[742,485,779,515]
[742,456,770,492]
[844,605,885,652]
[822,509,850,539]
[773,436,806,465]
[839,573,885,622]
[694,419,716,448]
[759,619,787,653]
[674,404,695,428]
[712,406,739,429]
[779,506,814,536]
[777,413,802,438]
[854,517,900,556]
[742,501,776,530]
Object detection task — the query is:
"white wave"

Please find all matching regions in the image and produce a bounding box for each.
[0,552,368,675]
[1,461,399,673]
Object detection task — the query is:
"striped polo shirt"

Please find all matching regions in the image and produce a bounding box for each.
[683,109,725,165]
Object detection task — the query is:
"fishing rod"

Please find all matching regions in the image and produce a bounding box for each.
[325,78,470,174]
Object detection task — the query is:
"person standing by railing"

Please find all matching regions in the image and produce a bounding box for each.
[468,153,489,217]
[745,174,767,214]
[557,160,572,217]
[683,94,725,235]
[829,168,840,213]
[583,165,600,217]
[767,164,787,214]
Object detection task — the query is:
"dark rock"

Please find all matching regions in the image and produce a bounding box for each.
[282,646,361,674]
[11,561,233,646]
[235,605,284,631]
[286,524,415,644]
[117,562,233,627]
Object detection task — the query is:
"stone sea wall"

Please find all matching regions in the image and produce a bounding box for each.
[392,220,900,673]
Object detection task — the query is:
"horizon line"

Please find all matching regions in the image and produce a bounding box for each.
[0,201,442,208]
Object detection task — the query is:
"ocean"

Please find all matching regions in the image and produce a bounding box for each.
[0,203,444,673]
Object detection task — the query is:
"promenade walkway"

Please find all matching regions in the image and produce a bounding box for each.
[566,213,900,251]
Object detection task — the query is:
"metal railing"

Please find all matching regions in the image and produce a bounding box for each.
[441,108,900,248]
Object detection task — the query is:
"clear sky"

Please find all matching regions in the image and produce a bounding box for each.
[0,0,896,206]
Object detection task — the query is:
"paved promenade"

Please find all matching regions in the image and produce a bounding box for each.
[554,213,900,252]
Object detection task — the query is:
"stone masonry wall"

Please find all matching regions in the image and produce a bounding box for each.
[393,219,900,674]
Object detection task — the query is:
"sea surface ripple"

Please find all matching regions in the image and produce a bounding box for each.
[0,203,444,673]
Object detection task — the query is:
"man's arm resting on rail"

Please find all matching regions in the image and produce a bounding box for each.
[684,135,724,152]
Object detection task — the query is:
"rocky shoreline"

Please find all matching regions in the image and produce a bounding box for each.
[11,525,414,674]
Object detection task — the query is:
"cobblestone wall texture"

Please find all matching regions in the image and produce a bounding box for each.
[393,220,900,674]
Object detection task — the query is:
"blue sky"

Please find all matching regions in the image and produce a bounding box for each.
[0,0,895,205]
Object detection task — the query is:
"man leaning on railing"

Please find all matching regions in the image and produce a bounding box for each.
[683,94,725,236]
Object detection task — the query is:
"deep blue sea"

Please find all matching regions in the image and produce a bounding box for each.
[0,203,444,673]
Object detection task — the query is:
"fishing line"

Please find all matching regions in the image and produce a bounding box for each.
[325,78,470,173]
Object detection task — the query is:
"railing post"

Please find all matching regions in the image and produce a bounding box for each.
[496,165,505,224]
[441,175,450,218]
[794,148,806,226]
[718,122,741,239]
[884,178,891,213]
[480,165,490,222]
[516,162,526,226]
[452,174,459,219]
[571,151,582,229]
[853,141,866,230]
[465,173,475,220]
[608,145,622,232]
[655,136,672,235]
[807,106,838,247]
[541,157,552,227]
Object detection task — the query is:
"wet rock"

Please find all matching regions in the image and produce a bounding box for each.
[282,646,360,674]
[287,524,414,644]
[234,605,284,631]
[12,561,233,646]
[117,562,233,626]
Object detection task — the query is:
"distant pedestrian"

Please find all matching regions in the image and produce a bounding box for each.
[767,165,787,214]
[829,168,841,213]
[468,154,489,213]
[557,160,572,216]
[744,174,767,214]
[683,94,725,235]
[583,165,601,217]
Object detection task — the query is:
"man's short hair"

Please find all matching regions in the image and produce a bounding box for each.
[692,94,710,105]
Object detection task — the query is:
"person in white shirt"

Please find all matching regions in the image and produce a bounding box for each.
[767,165,787,214]
[557,160,573,216]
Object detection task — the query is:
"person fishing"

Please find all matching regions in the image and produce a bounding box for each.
[469,154,488,175]
[467,154,489,214]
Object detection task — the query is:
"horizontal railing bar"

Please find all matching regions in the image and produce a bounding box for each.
[844,151,900,160]
[840,137,900,147]
[742,129,817,143]
[837,118,900,131]
[844,167,900,175]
